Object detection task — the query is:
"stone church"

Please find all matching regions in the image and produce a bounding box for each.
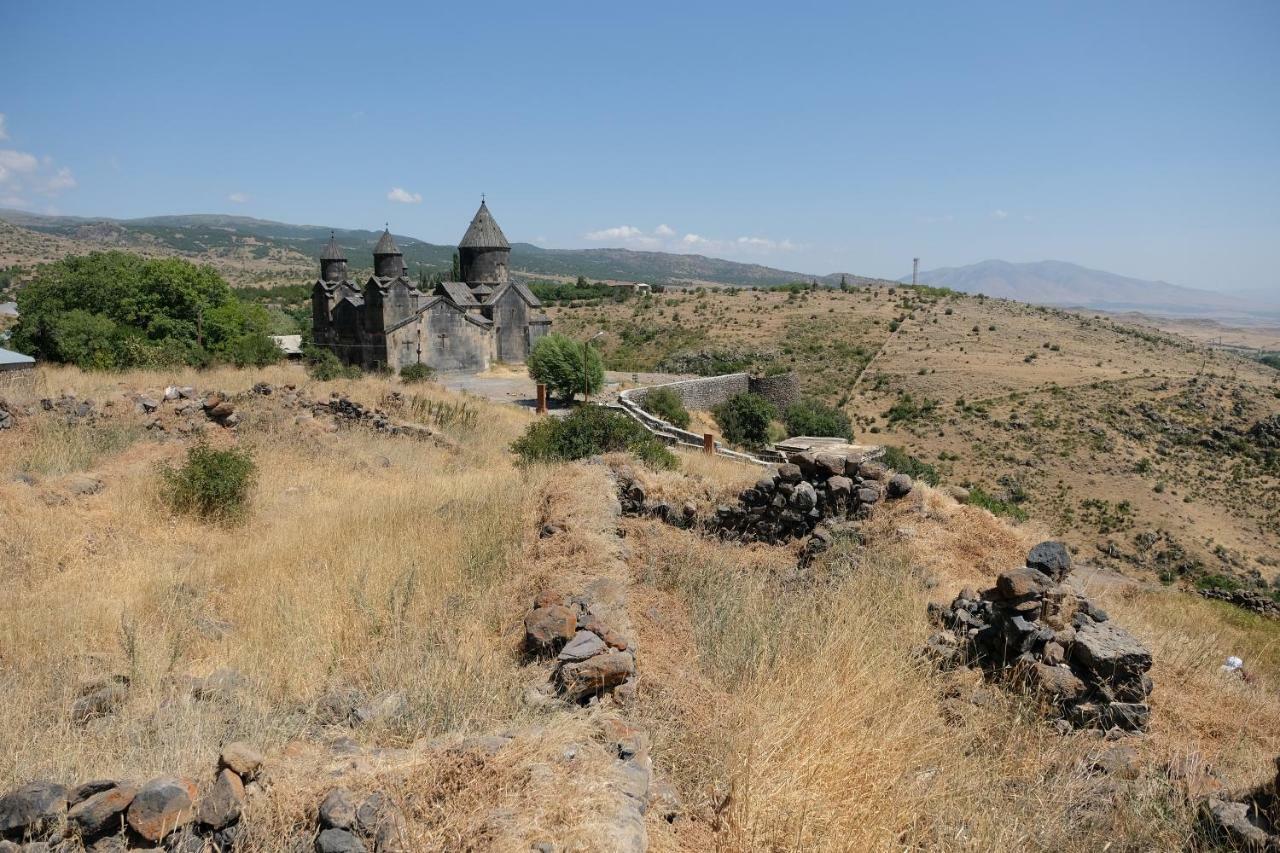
[310,201,550,372]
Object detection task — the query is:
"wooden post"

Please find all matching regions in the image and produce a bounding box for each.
[536,383,548,414]
[703,433,715,455]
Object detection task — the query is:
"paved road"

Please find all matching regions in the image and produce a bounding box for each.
[436,370,695,413]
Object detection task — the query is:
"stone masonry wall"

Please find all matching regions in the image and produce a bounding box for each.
[624,371,799,413]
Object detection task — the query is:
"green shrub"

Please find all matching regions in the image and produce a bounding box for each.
[968,485,1028,521]
[880,446,940,485]
[528,333,604,402]
[642,387,691,429]
[1194,573,1243,591]
[304,346,360,381]
[712,392,777,449]
[783,398,852,440]
[511,405,677,470]
[399,363,436,383]
[160,443,256,522]
[223,332,284,368]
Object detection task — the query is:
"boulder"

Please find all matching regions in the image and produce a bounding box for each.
[856,487,880,505]
[69,781,119,806]
[1072,621,1153,677]
[558,651,635,702]
[315,828,366,853]
[557,630,607,663]
[0,782,67,837]
[814,453,846,478]
[218,743,264,780]
[1026,541,1073,581]
[196,769,243,830]
[126,776,197,842]
[995,567,1054,600]
[886,473,913,499]
[826,476,853,499]
[1027,663,1086,701]
[857,461,888,481]
[789,481,817,511]
[776,463,802,484]
[524,605,577,654]
[1203,799,1270,850]
[67,782,137,837]
[318,788,356,831]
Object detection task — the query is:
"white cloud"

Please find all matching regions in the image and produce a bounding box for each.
[228,192,250,204]
[682,233,710,246]
[0,148,75,205]
[387,187,422,204]
[586,225,644,241]
[654,223,675,237]
[0,114,8,141]
[992,209,1009,220]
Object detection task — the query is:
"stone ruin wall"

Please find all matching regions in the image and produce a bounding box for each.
[624,371,799,413]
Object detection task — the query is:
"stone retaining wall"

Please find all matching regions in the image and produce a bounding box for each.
[622,371,799,413]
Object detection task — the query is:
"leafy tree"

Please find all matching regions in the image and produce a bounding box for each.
[13,251,278,370]
[527,333,604,402]
[303,345,360,381]
[450,252,461,281]
[783,398,852,440]
[712,392,777,449]
[400,362,436,383]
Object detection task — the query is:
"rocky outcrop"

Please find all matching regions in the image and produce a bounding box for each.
[926,542,1154,732]
[0,743,259,849]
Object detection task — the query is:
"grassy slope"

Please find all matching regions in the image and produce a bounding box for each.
[0,364,1277,850]
[549,286,1280,589]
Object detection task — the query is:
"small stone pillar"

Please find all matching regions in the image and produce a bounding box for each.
[703,433,714,455]
[536,383,548,414]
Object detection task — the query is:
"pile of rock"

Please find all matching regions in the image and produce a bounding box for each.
[1202,757,1279,850]
[619,450,913,547]
[1199,587,1280,619]
[925,542,1154,732]
[1249,414,1280,450]
[313,394,433,441]
[0,400,12,431]
[0,742,262,851]
[312,788,407,853]
[523,592,636,704]
[40,394,97,423]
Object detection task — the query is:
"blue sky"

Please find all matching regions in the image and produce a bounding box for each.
[2,1,1277,293]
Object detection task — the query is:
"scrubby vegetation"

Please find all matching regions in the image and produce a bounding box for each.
[783,398,852,440]
[641,387,691,429]
[12,251,280,370]
[159,443,257,523]
[511,404,677,469]
[880,445,940,485]
[398,362,436,384]
[712,392,777,449]
[304,346,360,381]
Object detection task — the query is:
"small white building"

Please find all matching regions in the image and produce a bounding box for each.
[0,346,35,372]
[0,302,18,318]
[271,334,303,359]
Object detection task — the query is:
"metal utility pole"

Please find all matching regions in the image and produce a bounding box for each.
[912,258,919,287]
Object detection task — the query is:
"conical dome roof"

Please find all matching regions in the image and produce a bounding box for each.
[459,200,510,250]
[373,228,401,255]
[320,231,346,261]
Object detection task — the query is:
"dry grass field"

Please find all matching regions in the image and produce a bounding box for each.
[1,362,1278,849]
[549,286,1280,590]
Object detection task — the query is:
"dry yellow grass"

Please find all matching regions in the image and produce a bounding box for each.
[2,364,1277,851]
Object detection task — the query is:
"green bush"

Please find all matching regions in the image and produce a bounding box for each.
[783,398,852,440]
[880,446,940,485]
[1194,573,1243,591]
[399,363,436,383]
[968,485,1028,521]
[160,443,257,522]
[712,392,777,449]
[304,346,360,381]
[511,405,677,470]
[642,387,691,429]
[528,333,604,402]
[223,333,284,368]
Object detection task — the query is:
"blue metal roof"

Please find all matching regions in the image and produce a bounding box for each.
[0,346,35,367]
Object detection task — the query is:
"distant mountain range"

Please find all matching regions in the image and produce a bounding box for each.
[903,259,1279,321]
[0,210,892,290]
[2,210,1274,321]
